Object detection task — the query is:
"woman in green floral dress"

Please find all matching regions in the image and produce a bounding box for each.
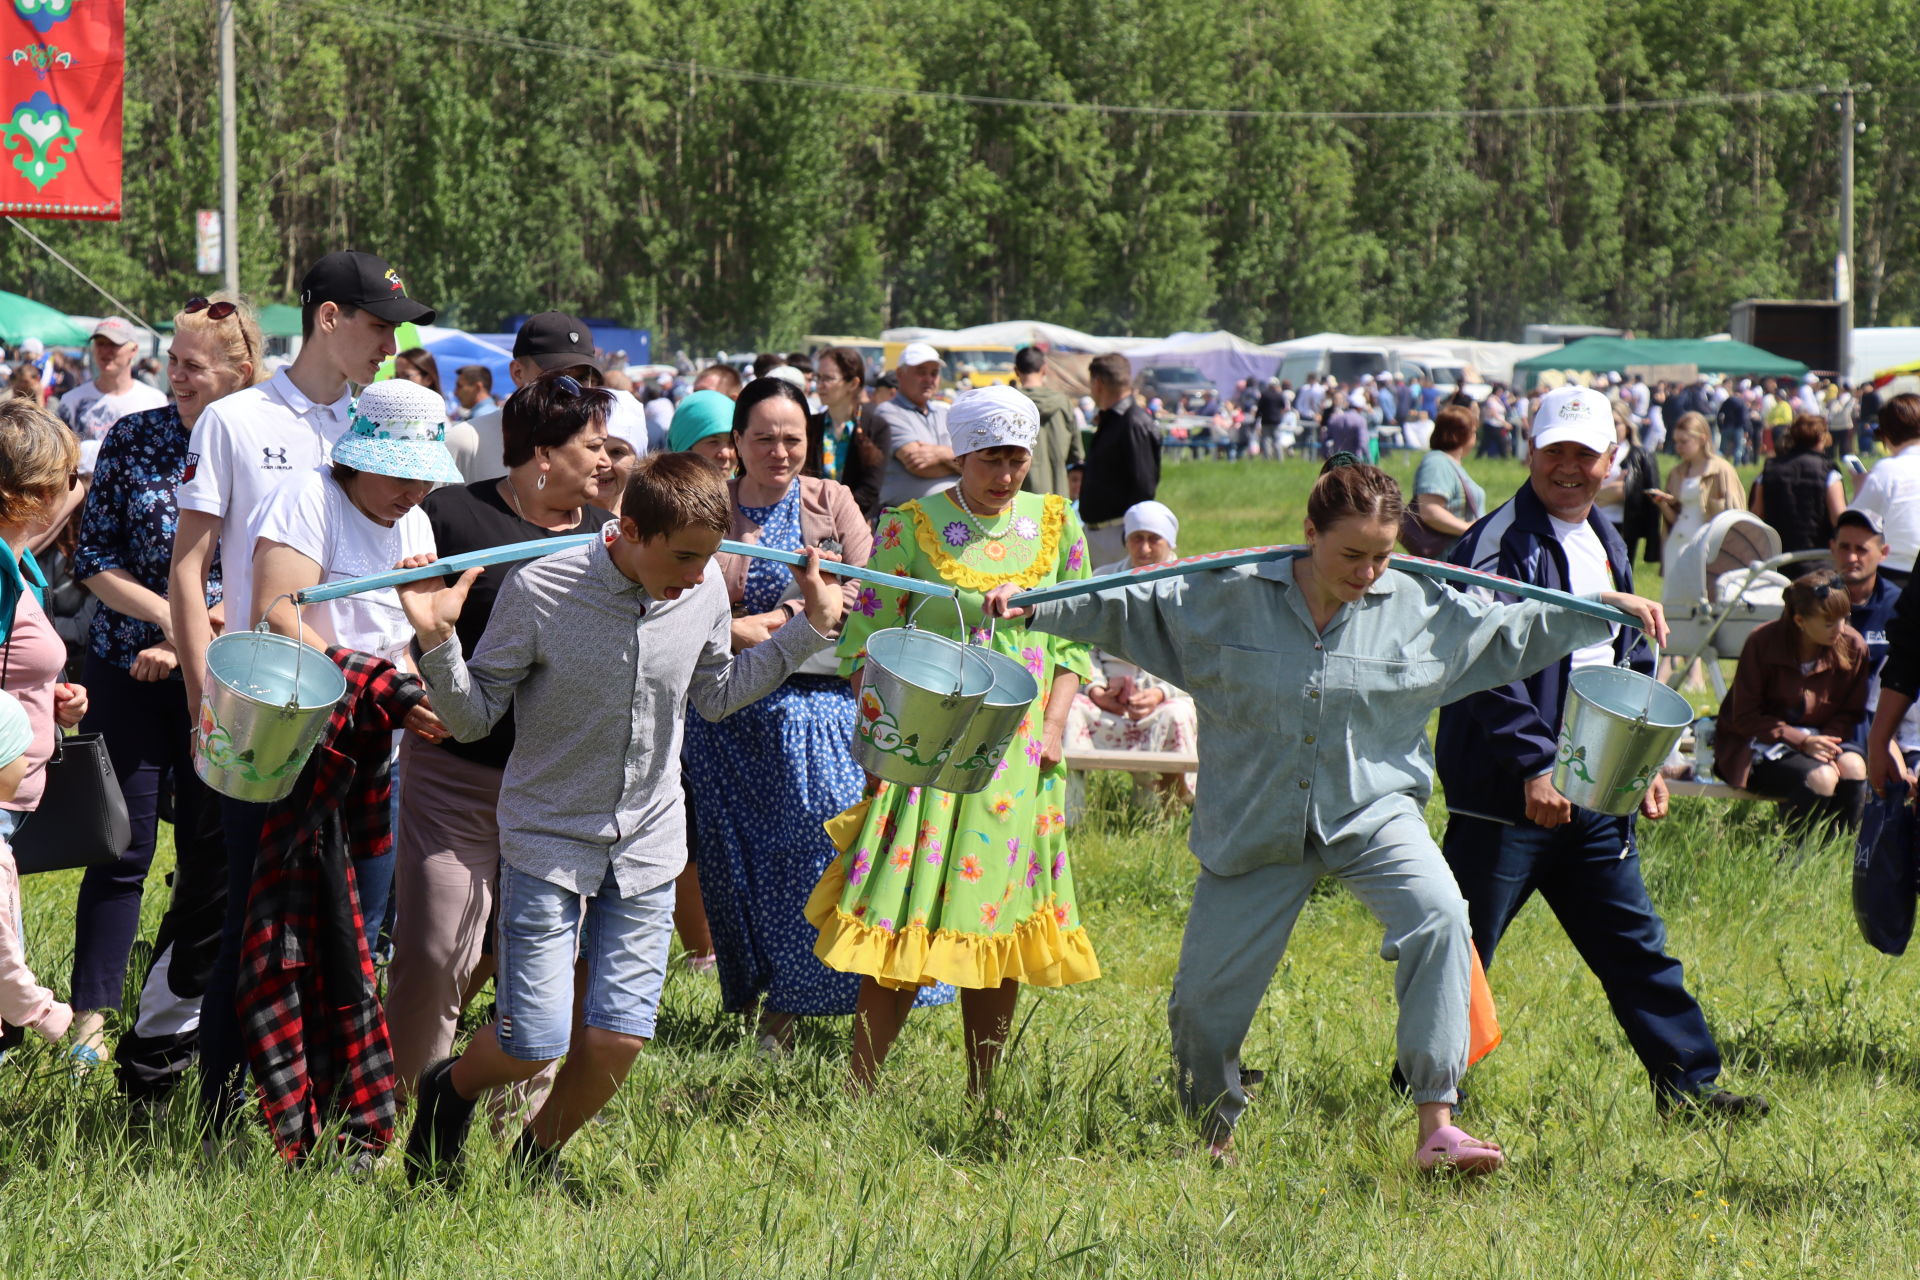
[805,385,1100,1094]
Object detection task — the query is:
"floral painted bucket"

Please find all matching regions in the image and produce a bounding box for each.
[852,624,994,787]
[932,622,1039,795]
[1552,665,1692,816]
[194,628,346,803]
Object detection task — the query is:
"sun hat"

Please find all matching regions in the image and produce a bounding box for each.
[1123,499,1179,549]
[0,689,28,769]
[668,389,736,452]
[1530,385,1614,453]
[948,384,1038,455]
[333,379,462,483]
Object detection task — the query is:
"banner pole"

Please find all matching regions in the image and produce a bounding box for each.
[219,0,239,295]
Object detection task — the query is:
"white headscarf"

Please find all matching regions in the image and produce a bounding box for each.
[1123,500,1179,549]
[948,384,1039,456]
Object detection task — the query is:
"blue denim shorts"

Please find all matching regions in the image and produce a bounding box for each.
[494,861,675,1062]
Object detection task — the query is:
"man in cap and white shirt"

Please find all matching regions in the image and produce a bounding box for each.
[170,247,435,1134]
[447,312,609,483]
[872,341,957,510]
[58,316,167,447]
[1430,385,1768,1121]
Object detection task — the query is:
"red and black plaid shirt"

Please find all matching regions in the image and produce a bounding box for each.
[237,648,426,1162]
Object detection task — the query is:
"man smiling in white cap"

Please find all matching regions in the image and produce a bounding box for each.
[873,341,956,509]
[1432,382,1769,1122]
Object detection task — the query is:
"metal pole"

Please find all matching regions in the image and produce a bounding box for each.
[219,0,239,296]
[1838,87,1854,379]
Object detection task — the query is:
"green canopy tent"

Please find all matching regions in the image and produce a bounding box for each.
[1512,336,1808,381]
[0,289,92,346]
[257,303,303,339]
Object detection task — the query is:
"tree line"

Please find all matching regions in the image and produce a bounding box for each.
[6,0,1914,353]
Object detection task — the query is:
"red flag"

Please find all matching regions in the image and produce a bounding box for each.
[0,0,124,220]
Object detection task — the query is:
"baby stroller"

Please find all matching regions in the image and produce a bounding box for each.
[1662,510,1825,698]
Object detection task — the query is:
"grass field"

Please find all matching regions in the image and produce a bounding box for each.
[6,453,1917,1279]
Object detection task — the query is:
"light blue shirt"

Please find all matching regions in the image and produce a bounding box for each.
[1028,560,1609,874]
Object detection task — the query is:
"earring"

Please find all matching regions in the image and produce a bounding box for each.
[536,474,547,490]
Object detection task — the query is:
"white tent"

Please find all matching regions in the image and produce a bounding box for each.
[879,321,1146,353]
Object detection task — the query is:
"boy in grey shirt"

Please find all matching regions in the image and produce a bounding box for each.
[400,452,844,1184]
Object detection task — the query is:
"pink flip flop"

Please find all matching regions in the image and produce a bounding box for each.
[1415,1125,1505,1176]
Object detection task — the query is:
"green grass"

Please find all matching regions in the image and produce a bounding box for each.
[5,456,1915,1279]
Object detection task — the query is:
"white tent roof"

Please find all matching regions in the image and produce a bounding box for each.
[878,321,1145,352]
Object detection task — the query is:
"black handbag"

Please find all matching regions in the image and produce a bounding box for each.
[11,730,132,874]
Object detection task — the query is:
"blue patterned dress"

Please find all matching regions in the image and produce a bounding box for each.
[682,484,952,1016]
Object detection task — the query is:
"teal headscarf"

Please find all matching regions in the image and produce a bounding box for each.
[667,390,736,453]
[0,689,29,769]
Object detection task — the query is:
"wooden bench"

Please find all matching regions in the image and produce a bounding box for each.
[1066,749,1764,803]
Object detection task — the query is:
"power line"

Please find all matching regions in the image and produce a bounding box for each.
[285,0,1869,123]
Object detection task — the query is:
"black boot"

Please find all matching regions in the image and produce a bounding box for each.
[1834,778,1868,835]
[404,1056,477,1186]
[510,1129,564,1188]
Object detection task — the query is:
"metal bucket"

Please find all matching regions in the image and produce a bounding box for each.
[933,637,1040,794]
[194,629,347,802]
[852,625,994,787]
[1552,665,1693,816]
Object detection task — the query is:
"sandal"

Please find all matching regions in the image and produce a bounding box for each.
[1414,1124,1504,1176]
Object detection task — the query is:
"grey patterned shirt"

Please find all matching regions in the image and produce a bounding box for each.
[417,535,832,897]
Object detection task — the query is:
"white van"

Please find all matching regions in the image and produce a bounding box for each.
[1274,343,1390,388]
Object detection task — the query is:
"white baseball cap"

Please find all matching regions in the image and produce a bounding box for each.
[897,341,944,370]
[92,316,139,346]
[1530,385,1614,453]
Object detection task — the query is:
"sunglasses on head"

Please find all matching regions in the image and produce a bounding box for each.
[183,296,255,366]
[551,374,583,397]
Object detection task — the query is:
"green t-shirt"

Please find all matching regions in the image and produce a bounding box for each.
[1412,449,1484,525]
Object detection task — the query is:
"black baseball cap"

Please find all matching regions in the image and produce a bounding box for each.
[298,250,436,325]
[512,311,604,372]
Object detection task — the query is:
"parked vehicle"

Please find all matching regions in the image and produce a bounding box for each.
[1136,363,1215,408]
[1274,343,1390,388]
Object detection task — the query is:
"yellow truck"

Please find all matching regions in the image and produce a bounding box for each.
[878,341,1021,389]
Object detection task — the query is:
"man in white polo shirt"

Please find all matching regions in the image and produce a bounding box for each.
[168,248,434,1134]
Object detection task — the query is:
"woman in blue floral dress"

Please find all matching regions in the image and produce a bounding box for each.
[682,378,951,1053]
[69,295,259,1087]
[806,385,1099,1095]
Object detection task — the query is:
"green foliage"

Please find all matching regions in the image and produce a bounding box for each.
[5,0,1917,349]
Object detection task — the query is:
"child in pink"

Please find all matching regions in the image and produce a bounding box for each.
[0,688,72,1045]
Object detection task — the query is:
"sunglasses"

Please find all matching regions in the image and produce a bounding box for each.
[184,296,255,365]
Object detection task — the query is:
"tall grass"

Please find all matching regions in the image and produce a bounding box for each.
[3,457,1911,1279]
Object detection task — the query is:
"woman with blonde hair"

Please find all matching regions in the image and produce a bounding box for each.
[1647,410,1745,578]
[72,293,261,1087]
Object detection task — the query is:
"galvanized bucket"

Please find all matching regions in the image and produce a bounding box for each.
[933,625,1040,794]
[194,628,346,803]
[852,612,995,786]
[1552,665,1693,816]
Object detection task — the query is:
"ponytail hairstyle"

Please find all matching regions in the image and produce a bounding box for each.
[1306,453,1405,530]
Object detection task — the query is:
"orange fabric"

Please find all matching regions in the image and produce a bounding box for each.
[1467,942,1502,1066]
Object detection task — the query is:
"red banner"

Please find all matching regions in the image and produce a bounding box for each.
[0,0,123,220]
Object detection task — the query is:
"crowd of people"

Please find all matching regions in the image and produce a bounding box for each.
[3,251,1914,1188]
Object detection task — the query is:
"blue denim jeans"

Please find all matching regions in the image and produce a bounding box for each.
[1442,807,1723,1104]
[494,862,674,1062]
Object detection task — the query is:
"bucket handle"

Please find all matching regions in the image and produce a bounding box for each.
[1621,638,1663,724]
[902,592,972,696]
[260,592,318,712]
